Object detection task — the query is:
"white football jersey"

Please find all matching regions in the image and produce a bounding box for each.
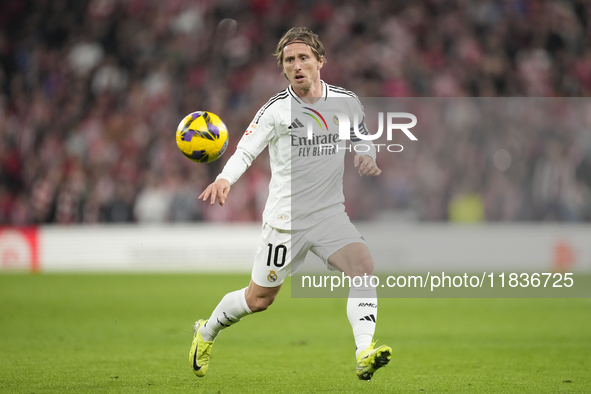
[217,81,376,230]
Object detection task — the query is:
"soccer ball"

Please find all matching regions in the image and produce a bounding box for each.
[176,111,229,163]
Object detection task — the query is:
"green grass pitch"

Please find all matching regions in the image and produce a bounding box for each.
[0,273,589,393]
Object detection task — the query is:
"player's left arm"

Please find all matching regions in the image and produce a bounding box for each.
[354,154,381,176]
[350,115,380,176]
[347,95,381,177]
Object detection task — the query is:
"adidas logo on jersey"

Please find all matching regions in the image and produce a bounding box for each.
[360,314,376,322]
[288,118,304,129]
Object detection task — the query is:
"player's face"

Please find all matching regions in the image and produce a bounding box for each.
[282,43,324,93]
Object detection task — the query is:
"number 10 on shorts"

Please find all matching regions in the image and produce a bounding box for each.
[266,243,287,267]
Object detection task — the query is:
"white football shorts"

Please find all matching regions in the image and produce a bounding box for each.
[251,212,366,287]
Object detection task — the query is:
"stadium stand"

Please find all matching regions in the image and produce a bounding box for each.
[0,0,590,224]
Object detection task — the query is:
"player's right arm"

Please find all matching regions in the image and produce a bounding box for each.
[199,101,277,206]
[199,178,231,206]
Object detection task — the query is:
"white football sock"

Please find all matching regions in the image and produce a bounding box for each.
[200,287,252,342]
[347,278,378,358]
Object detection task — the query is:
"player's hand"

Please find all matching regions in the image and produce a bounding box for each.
[199,178,231,206]
[354,155,382,176]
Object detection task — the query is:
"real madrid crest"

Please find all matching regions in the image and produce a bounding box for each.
[267,270,278,282]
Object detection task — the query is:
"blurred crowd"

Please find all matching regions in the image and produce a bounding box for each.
[348,98,591,222]
[0,0,590,225]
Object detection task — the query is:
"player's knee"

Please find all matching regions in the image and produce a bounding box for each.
[350,257,374,277]
[362,258,374,275]
[249,294,276,313]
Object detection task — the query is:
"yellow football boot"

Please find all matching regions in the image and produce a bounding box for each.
[189,319,213,377]
[356,342,392,381]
